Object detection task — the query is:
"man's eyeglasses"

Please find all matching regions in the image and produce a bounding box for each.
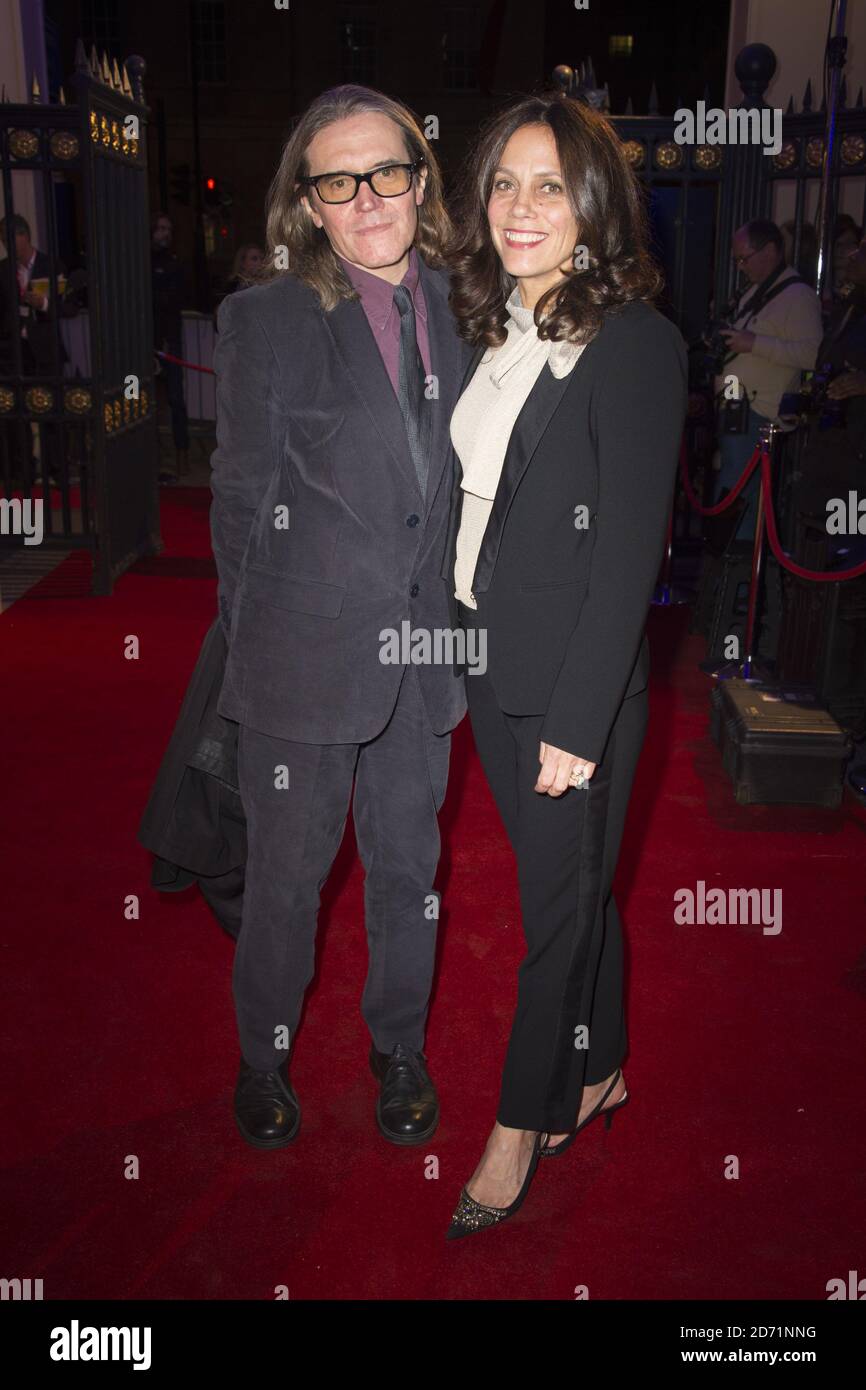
[732,246,763,267]
[299,160,424,205]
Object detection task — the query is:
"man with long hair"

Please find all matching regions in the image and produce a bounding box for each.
[210,86,471,1149]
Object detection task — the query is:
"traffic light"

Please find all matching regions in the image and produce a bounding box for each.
[203,175,233,212]
[169,162,191,205]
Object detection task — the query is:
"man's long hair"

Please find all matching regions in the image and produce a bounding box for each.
[449,91,663,349]
[257,85,452,310]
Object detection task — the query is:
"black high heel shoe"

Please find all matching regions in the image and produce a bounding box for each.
[446,1132,543,1240]
[539,1069,628,1158]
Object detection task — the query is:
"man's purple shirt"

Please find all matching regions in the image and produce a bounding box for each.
[338,246,431,397]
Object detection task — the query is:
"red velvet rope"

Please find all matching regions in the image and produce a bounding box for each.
[758,448,866,581]
[677,435,762,516]
[155,350,214,375]
[679,438,866,582]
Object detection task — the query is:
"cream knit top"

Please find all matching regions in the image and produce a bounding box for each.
[451,285,587,609]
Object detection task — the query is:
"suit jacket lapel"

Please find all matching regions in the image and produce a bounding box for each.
[419,260,465,520]
[440,347,576,595]
[323,294,423,499]
[471,361,573,595]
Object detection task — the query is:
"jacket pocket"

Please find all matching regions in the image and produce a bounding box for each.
[240,563,346,618]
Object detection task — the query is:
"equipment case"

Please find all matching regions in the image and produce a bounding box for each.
[709,679,851,807]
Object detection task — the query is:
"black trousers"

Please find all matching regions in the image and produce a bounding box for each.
[233,664,451,1072]
[459,600,649,1133]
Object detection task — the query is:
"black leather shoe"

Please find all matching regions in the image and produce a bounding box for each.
[234,1057,301,1149]
[369,1042,439,1145]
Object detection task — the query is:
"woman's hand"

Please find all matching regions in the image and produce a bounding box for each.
[535,741,597,797]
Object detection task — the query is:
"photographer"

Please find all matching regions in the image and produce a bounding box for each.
[711,219,823,540]
[794,232,866,516]
[790,233,866,801]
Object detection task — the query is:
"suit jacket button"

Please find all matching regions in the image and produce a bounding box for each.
[410,583,419,597]
[406,514,420,527]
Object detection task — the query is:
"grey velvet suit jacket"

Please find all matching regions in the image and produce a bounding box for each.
[209,257,472,744]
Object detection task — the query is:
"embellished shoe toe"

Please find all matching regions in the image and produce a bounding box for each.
[445,1133,542,1240]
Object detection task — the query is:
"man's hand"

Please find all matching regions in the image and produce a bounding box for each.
[827,368,866,400]
[720,327,755,354]
[535,741,597,797]
[22,289,47,310]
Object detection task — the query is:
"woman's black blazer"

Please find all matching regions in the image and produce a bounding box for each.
[441,298,688,766]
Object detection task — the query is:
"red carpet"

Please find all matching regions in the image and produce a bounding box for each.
[2,486,865,1300]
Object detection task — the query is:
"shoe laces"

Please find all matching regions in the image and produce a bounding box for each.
[385,1043,426,1086]
[237,1061,292,1100]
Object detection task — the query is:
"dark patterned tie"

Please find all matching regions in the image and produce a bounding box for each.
[393,283,430,498]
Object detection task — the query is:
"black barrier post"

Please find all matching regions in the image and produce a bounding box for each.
[654,438,693,606]
[741,425,771,677]
[712,421,776,682]
[655,506,675,605]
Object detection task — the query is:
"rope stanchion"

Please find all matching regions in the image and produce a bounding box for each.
[655,479,694,606]
[656,499,675,604]
[741,442,768,678]
[657,437,761,614]
[679,434,866,582]
[758,447,866,582]
[677,420,866,684]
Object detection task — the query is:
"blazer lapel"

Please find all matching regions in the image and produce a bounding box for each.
[471,361,573,594]
[419,262,465,519]
[323,295,423,499]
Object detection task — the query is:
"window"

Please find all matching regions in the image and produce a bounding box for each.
[80,0,122,52]
[609,35,634,59]
[443,6,480,92]
[339,5,378,85]
[192,1,227,84]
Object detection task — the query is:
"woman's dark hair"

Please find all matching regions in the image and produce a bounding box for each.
[448,91,663,349]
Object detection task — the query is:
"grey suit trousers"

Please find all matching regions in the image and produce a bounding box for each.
[233,663,451,1071]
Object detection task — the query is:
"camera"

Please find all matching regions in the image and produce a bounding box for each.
[703,318,734,372]
[779,364,846,429]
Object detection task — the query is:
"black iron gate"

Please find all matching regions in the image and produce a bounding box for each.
[557,46,866,345]
[0,40,160,594]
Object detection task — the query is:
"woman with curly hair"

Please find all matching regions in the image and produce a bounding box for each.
[441,92,688,1238]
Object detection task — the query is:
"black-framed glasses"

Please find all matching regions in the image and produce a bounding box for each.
[732,246,762,267]
[299,160,424,205]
